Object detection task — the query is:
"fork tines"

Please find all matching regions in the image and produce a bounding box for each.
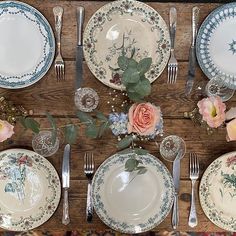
[84,152,94,175]
[189,152,199,176]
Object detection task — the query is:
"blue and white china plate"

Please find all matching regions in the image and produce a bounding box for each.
[83,0,170,90]
[199,151,236,231]
[0,1,55,89]
[196,3,236,89]
[0,149,61,231]
[92,152,174,233]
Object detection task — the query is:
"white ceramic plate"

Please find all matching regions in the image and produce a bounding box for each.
[196,3,236,89]
[0,149,61,231]
[83,0,170,90]
[92,152,174,233]
[199,151,236,231]
[0,1,55,89]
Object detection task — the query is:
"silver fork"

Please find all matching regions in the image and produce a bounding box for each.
[53,6,65,81]
[188,152,199,227]
[168,7,178,84]
[84,152,94,223]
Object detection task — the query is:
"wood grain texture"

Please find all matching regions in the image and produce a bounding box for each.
[0,0,235,233]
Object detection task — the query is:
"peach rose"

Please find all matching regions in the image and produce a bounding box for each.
[226,119,236,141]
[127,102,161,136]
[0,120,14,142]
[197,96,226,128]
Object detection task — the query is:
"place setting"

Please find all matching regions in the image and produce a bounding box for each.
[0,0,236,234]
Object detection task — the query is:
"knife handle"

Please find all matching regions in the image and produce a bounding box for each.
[77,6,85,46]
[86,180,93,222]
[192,7,200,46]
[53,6,63,54]
[169,7,177,50]
[172,192,179,229]
[62,188,70,225]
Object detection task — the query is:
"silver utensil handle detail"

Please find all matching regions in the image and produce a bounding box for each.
[188,180,197,227]
[77,7,85,46]
[53,6,63,54]
[192,7,200,46]
[169,7,177,50]
[172,192,179,229]
[62,188,70,225]
[86,180,93,222]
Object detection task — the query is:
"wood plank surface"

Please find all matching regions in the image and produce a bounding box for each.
[0,0,235,234]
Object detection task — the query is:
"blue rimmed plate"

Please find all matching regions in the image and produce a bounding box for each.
[196,3,236,89]
[92,152,174,233]
[0,1,55,89]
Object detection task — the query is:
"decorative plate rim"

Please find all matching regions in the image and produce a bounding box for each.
[196,2,236,88]
[0,148,61,231]
[0,1,55,89]
[199,151,236,231]
[83,0,170,90]
[92,152,174,233]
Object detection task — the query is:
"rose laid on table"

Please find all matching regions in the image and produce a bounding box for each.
[0,120,14,142]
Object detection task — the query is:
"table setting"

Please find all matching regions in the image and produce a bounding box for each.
[0,0,236,235]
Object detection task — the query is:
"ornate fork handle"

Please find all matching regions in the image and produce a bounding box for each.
[188,179,197,227]
[53,6,63,55]
[86,180,93,222]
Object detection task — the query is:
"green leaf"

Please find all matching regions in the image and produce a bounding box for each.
[118,56,129,70]
[128,58,138,68]
[117,135,133,149]
[127,91,143,102]
[122,67,140,86]
[137,166,147,175]
[137,57,152,75]
[125,158,138,172]
[96,111,108,122]
[76,111,94,124]
[133,78,151,97]
[98,121,109,138]
[85,124,99,138]
[130,48,136,58]
[64,124,77,144]
[18,116,27,129]
[134,148,149,155]
[24,118,40,134]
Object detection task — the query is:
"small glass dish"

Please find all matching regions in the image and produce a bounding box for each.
[159,135,186,162]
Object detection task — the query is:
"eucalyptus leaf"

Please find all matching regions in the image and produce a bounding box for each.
[98,121,109,138]
[24,118,40,134]
[128,58,138,68]
[18,116,27,129]
[133,78,151,97]
[137,166,147,175]
[137,57,152,75]
[118,56,129,70]
[96,111,108,122]
[117,135,133,149]
[65,124,77,144]
[134,148,149,155]
[127,91,143,102]
[125,158,138,172]
[76,111,94,124]
[85,124,99,138]
[122,67,140,86]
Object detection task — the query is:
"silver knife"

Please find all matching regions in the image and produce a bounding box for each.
[76,6,85,90]
[62,144,71,225]
[185,7,200,95]
[172,148,183,229]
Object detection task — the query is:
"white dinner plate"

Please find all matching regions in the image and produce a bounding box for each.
[0,149,61,231]
[0,1,55,89]
[199,151,236,231]
[83,0,170,90]
[196,3,236,89]
[92,152,174,233]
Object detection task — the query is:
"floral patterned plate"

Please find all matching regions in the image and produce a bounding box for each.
[196,3,236,89]
[0,1,55,89]
[92,152,174,233]
[0,149,61,231]
[83,0,170,90]
[199,151,236,231]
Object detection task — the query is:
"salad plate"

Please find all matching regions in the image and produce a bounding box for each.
[83,0,170,90]
[0,1,55,89]
[92,152,174,233]
[0,149,61,231]
[199,151,236,231]
[196,3,236,89]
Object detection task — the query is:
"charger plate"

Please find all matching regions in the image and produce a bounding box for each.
[83,0,170,90]
[196,3,236,89]
[92,152,174,233]
[199,151,236,231]
[0,149,61,231]
[0,1,55,89]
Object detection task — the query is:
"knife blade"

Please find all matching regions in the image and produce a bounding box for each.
[185,7,200,95]
[172,148,184,229]
[62,144,71,225]
[76,6,85,90]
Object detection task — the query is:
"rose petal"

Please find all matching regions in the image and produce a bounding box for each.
[226,107,236,121]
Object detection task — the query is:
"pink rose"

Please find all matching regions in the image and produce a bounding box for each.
[197,96,226,128]
[0,120,14,142]
[127,102,161,136]
[226,119,236,141]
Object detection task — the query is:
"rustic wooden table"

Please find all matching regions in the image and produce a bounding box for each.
[1,0,236,233]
